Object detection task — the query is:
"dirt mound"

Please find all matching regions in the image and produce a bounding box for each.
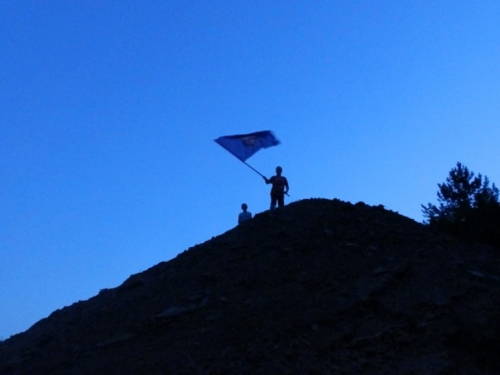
[1,198,500,374]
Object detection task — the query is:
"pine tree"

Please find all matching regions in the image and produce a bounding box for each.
[422,162,500,246]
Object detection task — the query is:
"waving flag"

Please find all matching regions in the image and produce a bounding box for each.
[214,130,280,162]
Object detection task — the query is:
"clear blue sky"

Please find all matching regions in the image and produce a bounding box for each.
[1,1,499,339]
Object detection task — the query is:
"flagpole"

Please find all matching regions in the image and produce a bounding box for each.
[242,161,265,177]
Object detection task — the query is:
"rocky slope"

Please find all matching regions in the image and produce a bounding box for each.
[1,198,500,374]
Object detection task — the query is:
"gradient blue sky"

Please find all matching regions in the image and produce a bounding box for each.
[1,1,499,339]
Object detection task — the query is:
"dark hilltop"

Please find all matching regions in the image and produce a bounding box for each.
[1,198,500,374]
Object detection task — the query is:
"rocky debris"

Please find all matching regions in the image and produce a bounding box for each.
[1,198,500,374]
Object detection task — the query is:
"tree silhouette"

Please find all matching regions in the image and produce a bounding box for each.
[422,162,500,247]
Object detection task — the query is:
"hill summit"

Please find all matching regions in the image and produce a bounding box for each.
[1,198,500,374]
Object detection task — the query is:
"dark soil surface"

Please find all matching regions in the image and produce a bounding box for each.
[1,198,500,374]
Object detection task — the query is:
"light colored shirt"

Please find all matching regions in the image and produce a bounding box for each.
[238,211,252,224]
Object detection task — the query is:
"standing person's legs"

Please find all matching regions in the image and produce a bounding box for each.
[270,193,278,209]
[277,193,285,208]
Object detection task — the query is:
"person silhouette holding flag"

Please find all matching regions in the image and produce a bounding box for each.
[215,131,290,210]
[263,166,289,209]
